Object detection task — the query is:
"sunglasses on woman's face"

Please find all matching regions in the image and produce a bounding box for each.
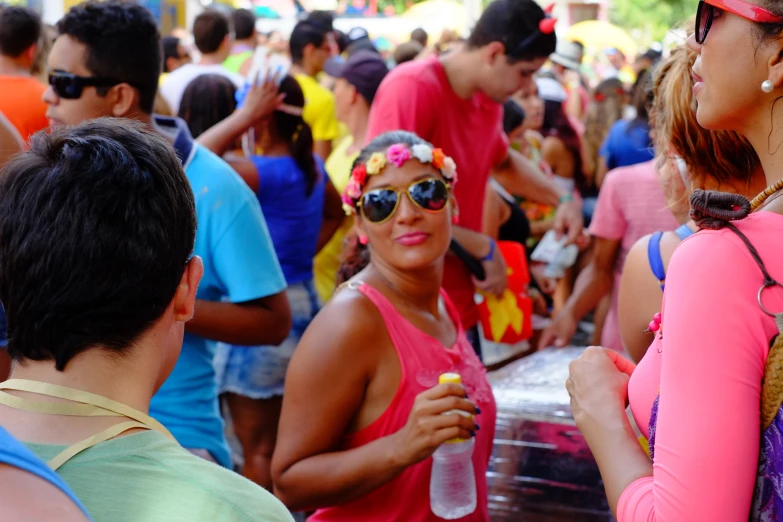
[696,0,783,44]
[359,178,451,225]
[48,71,123,100]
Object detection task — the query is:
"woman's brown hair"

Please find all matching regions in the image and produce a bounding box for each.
[653,45,760,192]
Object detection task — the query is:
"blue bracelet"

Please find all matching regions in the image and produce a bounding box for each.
[480,239,496,262]
[558,193,574,204]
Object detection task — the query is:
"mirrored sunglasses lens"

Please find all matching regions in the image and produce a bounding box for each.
[362,190,399,223]
[410,180,449,211]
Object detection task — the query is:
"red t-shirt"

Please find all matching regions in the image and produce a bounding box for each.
[366,57,508,328]
[0,76,48,141]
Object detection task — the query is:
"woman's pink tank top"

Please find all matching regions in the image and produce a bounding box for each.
[309,282,497,522]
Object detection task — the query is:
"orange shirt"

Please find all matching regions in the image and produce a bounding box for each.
[0,76,48,140]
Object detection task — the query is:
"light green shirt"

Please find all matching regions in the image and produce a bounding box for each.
[25,431,294,522]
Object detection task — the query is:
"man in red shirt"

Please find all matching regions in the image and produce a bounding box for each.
[0,6,49,141]
[366,0,583,356]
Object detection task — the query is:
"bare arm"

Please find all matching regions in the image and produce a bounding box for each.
[539,237,620,348]
[186,293,292,346]
[618,236,659,363]
[316,179,345,253]
[493,147,583,244]
[272,294,477,511]
[492,147,560,206]
[0,112,23,167]
[595,156,610,189]
[313,140,333,161]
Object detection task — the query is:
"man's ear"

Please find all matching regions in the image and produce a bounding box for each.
[173,256,204,322]
[481,41,507,67]
[24,44,38,67]
[109,84,140,118]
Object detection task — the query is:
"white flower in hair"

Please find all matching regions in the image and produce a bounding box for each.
[442,156,457,180]
[411,144,434,164]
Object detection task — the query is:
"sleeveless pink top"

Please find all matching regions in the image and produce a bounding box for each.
[309,282,497,522]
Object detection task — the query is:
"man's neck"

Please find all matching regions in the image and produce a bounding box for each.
[198,53,225,66]
[345,106,369,153]
[290,62,318,78]
[439,48,482,100]
[8,348,160,414]
[0,55,31,77]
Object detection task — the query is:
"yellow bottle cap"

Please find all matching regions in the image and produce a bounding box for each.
[438,373,471,444]
[439,372,462,385]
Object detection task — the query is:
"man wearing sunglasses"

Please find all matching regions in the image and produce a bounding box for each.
[366,0,584,355]
[44,0,292,471]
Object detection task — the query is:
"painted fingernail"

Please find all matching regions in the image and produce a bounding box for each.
[475,407,482,415]
[475,423,481,431]
[469,430,476,438]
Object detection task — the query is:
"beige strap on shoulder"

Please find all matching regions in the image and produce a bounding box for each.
[0,379,176,469]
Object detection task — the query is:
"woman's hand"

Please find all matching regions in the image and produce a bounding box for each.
[474,247,508,297]
[389,383,480,467]
[238,72,285,125]
[566,346,636,430]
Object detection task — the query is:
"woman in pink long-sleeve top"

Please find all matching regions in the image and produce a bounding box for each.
[566,1,783,519]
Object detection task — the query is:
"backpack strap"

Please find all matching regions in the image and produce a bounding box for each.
[647,232,666,291]
[689,189,783,429]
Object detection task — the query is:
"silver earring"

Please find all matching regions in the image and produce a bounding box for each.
[762,80,775,93]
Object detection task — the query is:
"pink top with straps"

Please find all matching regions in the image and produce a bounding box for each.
[309,282,497,522]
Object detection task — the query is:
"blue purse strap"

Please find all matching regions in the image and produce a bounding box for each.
[647,231,666,291]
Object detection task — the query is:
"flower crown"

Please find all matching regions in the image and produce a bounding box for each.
[341,143,458,215]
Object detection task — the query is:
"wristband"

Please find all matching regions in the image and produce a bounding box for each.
[558,193,574,205]
[480,239,496,262]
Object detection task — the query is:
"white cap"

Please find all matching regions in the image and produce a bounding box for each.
[536,77,567,103]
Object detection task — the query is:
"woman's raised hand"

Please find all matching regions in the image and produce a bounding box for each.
[239,71,286,124]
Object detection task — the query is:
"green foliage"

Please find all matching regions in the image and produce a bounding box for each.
[609,0,694,42]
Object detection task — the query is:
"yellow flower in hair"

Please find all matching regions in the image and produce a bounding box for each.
[366,152,387,175]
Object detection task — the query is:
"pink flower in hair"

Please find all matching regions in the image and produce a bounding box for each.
[386,144,412,168]
[346,179,362,199]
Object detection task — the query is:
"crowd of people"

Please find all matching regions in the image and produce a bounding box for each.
[2,0,783,520]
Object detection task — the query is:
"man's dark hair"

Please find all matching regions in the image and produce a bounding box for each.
[411,28,428,48]
[289,21,326,64]
[305,10,334,33]
[232,8,256,40]
[0,118,196,371]
[467,0,556,62]
[162,35,181,73]
[0,6,42,58]
[57,1,160,114]
[193,9,231,54]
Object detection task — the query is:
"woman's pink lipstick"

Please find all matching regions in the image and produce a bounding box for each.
[396,232,429,246]
[692,70,704,96]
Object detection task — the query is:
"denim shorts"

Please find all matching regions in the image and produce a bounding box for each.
[213,280,320,399]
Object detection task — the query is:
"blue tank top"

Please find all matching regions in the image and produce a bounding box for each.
[0,427,91,518]
[647,224,694,290]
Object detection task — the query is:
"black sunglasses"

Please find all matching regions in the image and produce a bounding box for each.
[696,0,783,44]
[359,178,451,224]
[48,71,123,100]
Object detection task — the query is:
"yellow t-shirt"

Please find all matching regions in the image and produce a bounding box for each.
[295,73,339,142]
[313,136,359,303]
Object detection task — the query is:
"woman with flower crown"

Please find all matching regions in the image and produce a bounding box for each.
[271,131,496,521]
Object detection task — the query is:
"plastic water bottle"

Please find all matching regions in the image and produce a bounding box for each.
[430,373,477,519]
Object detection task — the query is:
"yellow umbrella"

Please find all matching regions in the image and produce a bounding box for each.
[566,20,638,59]
[401,0,467,34]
